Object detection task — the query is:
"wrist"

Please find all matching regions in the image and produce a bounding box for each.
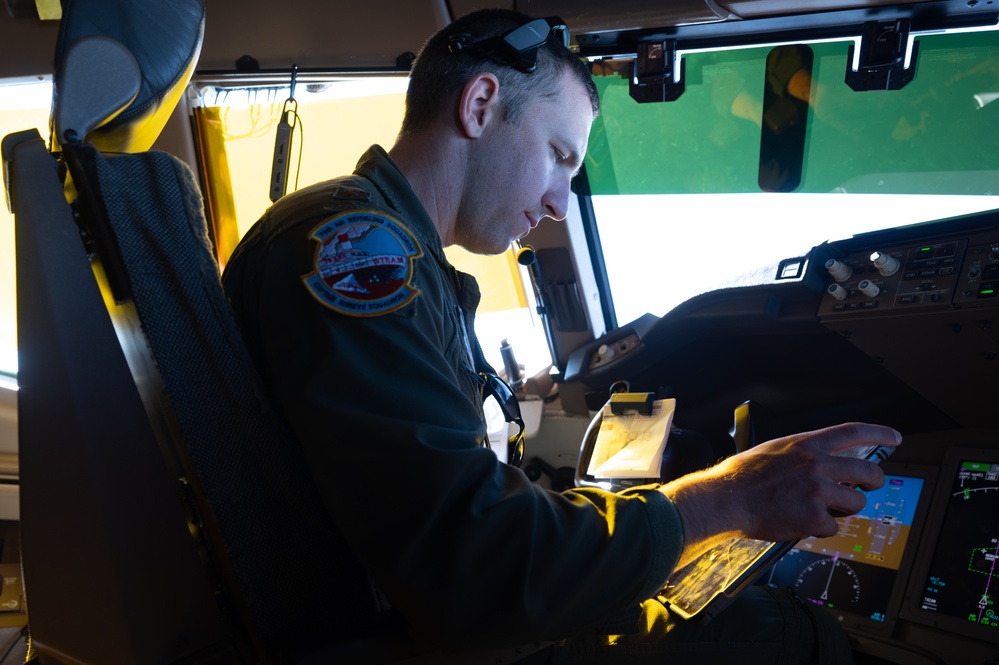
[659,469,747,567]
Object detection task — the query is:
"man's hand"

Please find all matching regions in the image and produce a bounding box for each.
[660,422,902,569]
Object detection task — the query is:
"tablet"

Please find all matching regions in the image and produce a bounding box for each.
[658,535,793,623]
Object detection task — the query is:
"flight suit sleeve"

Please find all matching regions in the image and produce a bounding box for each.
[224,213,685,649]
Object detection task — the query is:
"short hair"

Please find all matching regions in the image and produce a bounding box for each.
[399,9,600,137]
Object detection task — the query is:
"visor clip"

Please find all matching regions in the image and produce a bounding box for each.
[630,39,685,103]
[846,19,919,91]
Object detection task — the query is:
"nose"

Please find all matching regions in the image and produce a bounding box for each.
[542,173,572,221]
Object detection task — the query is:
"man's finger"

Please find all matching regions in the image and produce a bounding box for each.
[800,422,902,455]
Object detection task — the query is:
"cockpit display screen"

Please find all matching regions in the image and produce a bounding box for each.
[762,468,930,634]
[907,453,999,642]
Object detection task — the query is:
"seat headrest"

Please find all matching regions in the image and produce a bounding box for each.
[52,0,205,153]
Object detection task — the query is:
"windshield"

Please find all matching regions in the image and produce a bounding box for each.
[583,28,999,326]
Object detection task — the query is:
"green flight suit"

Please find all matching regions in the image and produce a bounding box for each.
[222,145,684,651]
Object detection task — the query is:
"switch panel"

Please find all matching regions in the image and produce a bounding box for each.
[818,230,999,318]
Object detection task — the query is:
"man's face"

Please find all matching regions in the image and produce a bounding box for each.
[455,71,594,255]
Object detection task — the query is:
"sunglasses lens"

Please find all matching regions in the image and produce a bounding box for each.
[479,372,527,466]
[487,376,520,419]
[549,21,569,49]
[506,17,549,51]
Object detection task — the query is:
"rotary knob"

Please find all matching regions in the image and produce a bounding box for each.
[827,283,849,301]
[825,258,853,282]
[858,280,880,297]
[871,251,900,276]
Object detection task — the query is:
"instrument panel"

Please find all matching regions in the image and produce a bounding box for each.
[564,210,999,664]
[817,228,999,319]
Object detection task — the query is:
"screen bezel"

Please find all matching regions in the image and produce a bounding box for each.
[764,461,938,637]
[900,447,999,645]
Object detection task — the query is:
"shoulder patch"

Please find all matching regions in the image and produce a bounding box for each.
[302,210,423,317]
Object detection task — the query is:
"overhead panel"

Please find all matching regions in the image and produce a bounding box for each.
[518,0,736,34]
[196,0,450,71]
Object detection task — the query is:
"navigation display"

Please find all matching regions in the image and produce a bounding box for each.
[903,449,999,643]
[761,467,932,634]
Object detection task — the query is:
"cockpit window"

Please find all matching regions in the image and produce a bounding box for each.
[586,30,999,196]
[583,28,999,326]
[0,78,51,380]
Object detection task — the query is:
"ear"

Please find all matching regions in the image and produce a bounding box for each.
[458,72,501,139]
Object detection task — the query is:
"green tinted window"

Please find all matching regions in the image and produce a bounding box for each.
[585,30,999,196]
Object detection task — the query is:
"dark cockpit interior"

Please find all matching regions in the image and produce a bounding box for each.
[1,0,998,664]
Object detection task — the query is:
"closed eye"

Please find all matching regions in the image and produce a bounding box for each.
[554,143,584,177]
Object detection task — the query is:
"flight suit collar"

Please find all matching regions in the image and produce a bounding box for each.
[355,145,491,373]
[353,145,443,263]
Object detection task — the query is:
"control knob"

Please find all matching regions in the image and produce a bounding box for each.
[827,283,848,301]
[871,251,900,276]
[825,258,853,282]
[858,280,880,298]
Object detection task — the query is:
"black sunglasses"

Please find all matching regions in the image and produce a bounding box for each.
[448,16,570,73]
[479,372,527,467]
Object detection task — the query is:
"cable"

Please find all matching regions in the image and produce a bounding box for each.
[291,110,304,194]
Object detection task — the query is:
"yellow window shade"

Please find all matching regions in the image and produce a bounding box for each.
[445,246,528,314]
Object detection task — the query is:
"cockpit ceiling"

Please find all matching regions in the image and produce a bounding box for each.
[515,0,988,35]
[194,0,996,71]
[1,0,994,77]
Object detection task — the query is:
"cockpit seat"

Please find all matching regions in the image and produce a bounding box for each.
[3,0,431,662]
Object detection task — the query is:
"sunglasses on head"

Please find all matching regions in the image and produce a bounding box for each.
[479,372,526,467]
[448,16,570,73]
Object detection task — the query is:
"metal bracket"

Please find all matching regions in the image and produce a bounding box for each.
[845,19,920,91]
[629,39,685,103]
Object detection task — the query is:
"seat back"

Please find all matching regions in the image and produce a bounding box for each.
[6,126,240,665]
[4,0,390,661]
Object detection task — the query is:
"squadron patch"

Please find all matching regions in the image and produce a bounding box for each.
[302,210,423,316]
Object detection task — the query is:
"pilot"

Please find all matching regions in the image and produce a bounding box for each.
[221,8,901,663]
